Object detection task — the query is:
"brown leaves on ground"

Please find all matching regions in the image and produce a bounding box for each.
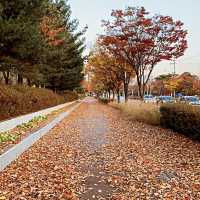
[0,102,77,155]
[0,98,199,199]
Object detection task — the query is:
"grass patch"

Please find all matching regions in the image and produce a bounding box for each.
[0,132,19,143]
[110,101,200,141]
[16,116,47,129]
[110,101,160,126]
[0,115,47,144]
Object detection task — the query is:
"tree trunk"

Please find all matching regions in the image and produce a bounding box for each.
[108,90,111,100]
[112,90,115,101]
[17,74,23,85]
[142,84,145,97]
[136,72,143,99]
[123,82,129,103]
[5,77,9,84]
[117,90,120,103]
[136,70,153,99]
[3,71,10,85]
[137,82,143,99]
[27,78,31,86]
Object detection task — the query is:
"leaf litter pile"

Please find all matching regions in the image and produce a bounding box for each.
[0,98,199,199]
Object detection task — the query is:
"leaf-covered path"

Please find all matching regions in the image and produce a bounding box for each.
[0,98,200,200]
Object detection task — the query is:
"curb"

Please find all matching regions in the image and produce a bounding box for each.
[0,101,76,133]
[0,102,81,172]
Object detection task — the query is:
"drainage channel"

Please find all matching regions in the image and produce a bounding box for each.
[0,102,81,172]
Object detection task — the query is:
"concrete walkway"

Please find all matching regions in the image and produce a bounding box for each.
[0,101,76,132]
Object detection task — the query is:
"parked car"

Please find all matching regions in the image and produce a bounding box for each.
[143,95,156,103]
[180,96,200,106]
[157,96,174,103]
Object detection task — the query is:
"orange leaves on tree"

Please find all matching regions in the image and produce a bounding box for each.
[40,16,65,46]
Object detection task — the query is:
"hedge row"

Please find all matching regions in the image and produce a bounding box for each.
[98,98,110,104]
[60,90,79,102]
[0,85,65,121]
[160,103,200,141]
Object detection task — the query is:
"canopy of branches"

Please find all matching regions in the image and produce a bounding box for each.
[98,7,187,97]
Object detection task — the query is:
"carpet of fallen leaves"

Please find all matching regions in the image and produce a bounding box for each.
[0,97,199,200]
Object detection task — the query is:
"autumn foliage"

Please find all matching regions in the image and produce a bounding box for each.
[40,16,65,46]
[0,85,65,121]
[88,47,134,102]
[151,72,200,96]
[99,7,187,97]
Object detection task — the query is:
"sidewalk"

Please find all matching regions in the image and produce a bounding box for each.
[0,98,199,199]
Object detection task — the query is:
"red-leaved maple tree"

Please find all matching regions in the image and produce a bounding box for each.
[99,7,188,97]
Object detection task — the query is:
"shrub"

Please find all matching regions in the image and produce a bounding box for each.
[60,90,79,102]
[110,101,160,126]
[0,132,19,143]
[99,98,110,104]
[0,85,65,121]
[160,103,200,141]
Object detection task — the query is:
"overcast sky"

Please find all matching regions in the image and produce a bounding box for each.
[69,0,200,77]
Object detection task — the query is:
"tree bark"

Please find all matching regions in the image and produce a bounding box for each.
[108,90,111,100]
[112,90,115,101]
[137,81,143,99]
[3,71,10,85]
[123,82,129,103]
[17,74,23,85]
[27,78,31,86]
[117,90,120,103]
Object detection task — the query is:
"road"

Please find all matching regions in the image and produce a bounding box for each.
[0,97,199,199]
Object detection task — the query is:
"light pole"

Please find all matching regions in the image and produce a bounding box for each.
[170,58,176,97]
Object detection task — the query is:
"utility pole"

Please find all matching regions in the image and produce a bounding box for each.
[170,58,176,76]
[170,58,176,97]
[124,71,127,102]
[148,74,152,95]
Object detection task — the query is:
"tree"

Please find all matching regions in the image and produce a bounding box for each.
[99,7,187,98]
[88,46,134,102]
[193,79,200,95]
[88,52,122,101]
[168,72,198,95]
[0,0,46,84]
[152,72,199,96]
[152,73,175,95]
[40,0,86,91]
[0,0,86,91]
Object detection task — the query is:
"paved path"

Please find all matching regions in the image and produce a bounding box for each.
[0,97,199,199]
